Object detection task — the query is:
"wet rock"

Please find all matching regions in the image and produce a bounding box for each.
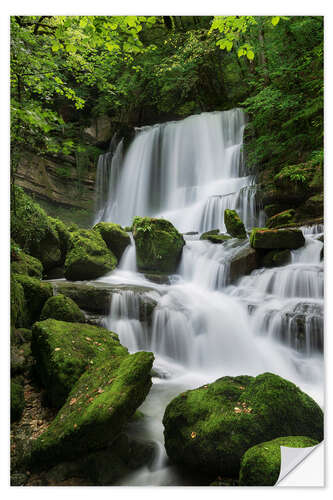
[14,275,52,327]
[224,209,247,239]
[31,319,128,408]
[260,249,291,268]
[229,246,258,283]
[201,234,232,244]
[64,229,117,281]
[163,372,323,480]
[40,294,86,323]
[143,272,171,285]
[29,351,154,468]
[133,217,185,273]
[93,222,131,260]
[266,209,296,229]
[239,436,318,486]
[250,228,305,250]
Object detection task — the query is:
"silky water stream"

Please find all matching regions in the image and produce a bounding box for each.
[91,109,323,485]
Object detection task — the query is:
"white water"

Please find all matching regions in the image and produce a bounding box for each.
[93,110,324,485]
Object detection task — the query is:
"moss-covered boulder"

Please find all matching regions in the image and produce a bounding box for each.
[250,228,305,250]
[48,217,71,264]
[11,186,62,271]
[11,342,33,376]
[64,229,117,281]
[11,378,25,423]
[298,193,324,218]
[266,209,296,229]
[133,217,185,273]
[52,282,111,314]
[31,319,128,408]
[261,249,291,268]
[199,229,219,239]
[201,233,232,244]
[229,247,258,283]
[163,372,323,479]
[239,436,319,486]
[14,274,52,326]
[11,247,43,279]
[93,222,131,260]
[10,275,28,328]
[29,351,154,468]
[40,294,85,323]
[224,210,247,239]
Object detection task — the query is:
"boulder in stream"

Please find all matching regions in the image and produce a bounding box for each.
[250,227,305,249]
[163,372,323,479]
[224,209,247,239]
[133,217,185,273]
[64,229,117,281]
[239,436,318,486]
[93,222,131,260]
[40,294,86,323]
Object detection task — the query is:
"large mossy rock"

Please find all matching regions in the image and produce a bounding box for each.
[10,275,28,328]
[266,209,296,229]
[250,228,305,250]
[40,294,86,323]
[224,209,247,239]
[64,229,117,281]
[11,187,62,271]
[93,222,131,260]
[11,378,25,423]
[239,436,318,486]
[31,319,128,408]
[163,372,323,479]
[229,246,258,283]
[133,217,185,273]
[29,351,154,468]
[48,217,71,264]
[11,246,43,279]
[14,274,52,327]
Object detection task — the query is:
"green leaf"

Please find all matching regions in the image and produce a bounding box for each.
[247,50,254,60]
[271,16,280,26]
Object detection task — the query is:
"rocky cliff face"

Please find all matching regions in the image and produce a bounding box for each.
[15,153,96,211]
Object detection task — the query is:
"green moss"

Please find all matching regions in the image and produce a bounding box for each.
[11,378,25,423]
[10,275,28,328]
[14,274,52,326]
[11,247,43,279]
[298,193,324,218]
[261,249,291,268]
[31,319,128,408]
[224,210,247,239]
[64,229,117,281]
[163,372,323,480]
[93,222,131,260]
[200,233,232,244]
[266,209,296,229]
[40,294,86,323]
[250,228,305,250]
[11,186,62,271]
[29,351,154,467]
[274,163,316,189]
[199,229,219,239]
[53,282,111,314]
[239,436,319,486]
[133,217,185,273]
[48,217,71,264]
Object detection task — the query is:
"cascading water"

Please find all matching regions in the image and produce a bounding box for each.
[92,109,323,485]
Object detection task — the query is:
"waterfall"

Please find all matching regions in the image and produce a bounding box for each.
[94,109,263,232]
[92,109,323,486]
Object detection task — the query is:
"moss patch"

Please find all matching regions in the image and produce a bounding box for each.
[11,248,43,279]
[133,217,185,273]
[14,274,52,327]
[163,372,323,480]
[11,275,28,328]
[250,228,305,250]
[40,294,86,323]
[11,378,25,423]
[64,229,117,281]
[48,217,71,264]
[239,436,319,486]
[261,249,291,268]
[200,234,232,244]
[31,319,128,408]
[266,209,296,229]
[93,222,131,260]
[29,351,154,468]
[224,210,247,239]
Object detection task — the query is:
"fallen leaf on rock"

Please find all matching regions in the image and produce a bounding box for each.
[85,337,92,342]
[69,398,77,406]
[54,348,61,352]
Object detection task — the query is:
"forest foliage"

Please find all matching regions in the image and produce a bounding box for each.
[10,15,323,177]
